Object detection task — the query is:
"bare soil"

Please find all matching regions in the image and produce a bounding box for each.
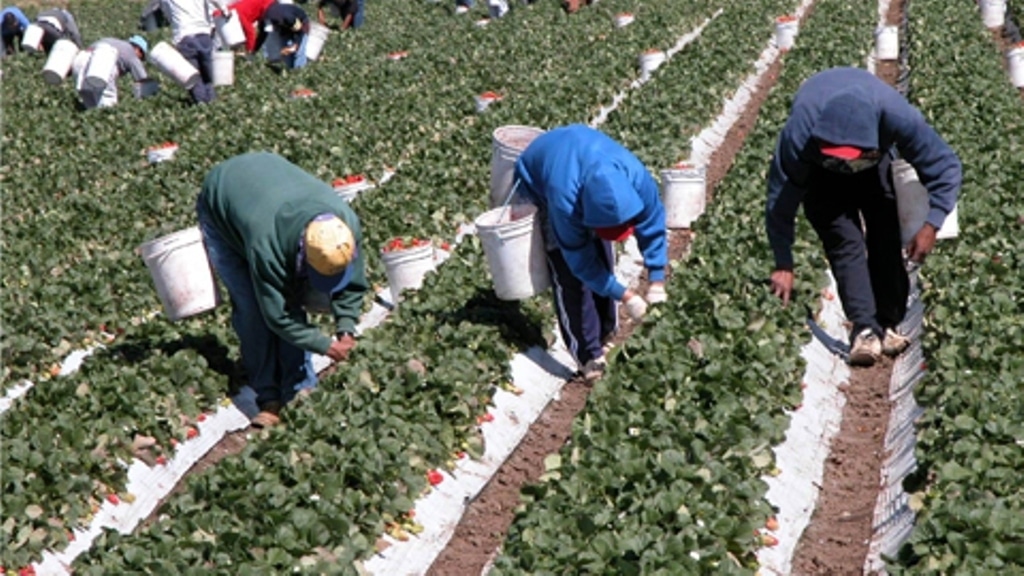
[789,360,894,576]
[428,56,786,576]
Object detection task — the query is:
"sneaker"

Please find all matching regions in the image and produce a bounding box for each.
[581,356,606,383]
[251,401,282,429]
[848,328,881,367]
[882,328,910,357]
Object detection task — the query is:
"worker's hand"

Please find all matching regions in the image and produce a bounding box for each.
[906,223,938,264]
[623,291,648,321]
[326,333,357,362]
[769,269,794,306]
[646,282,667,305]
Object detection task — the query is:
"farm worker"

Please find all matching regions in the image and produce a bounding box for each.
[317,0,363,29]
[195,152,369,428]
[74,36,151,110]
[256,2,310,67]
[35,8,83,53]
[161,0,217,104]
[221,0,274,53]
[766,67,961,367]
[512,124,668,382]
[1,7,30,56]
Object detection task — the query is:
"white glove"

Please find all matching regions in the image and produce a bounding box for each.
[623,293,648,321]
[646,283,667,304]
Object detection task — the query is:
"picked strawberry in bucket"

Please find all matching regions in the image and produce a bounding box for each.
[332,174,369,202]
[290,87,317,100]
[146,141,179,164]
[380,237,437,304]
[387,50,409,61]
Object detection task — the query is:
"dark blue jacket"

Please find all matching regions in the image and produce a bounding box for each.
[766,67,961,269]
[514,125,667,300]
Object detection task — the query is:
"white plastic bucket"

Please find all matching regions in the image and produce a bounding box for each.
[71,49,91,77]
[151,41,201,89]
[660,165,707,229]
[875,25,899,60]
[775,17,798,51]
[216,11,246,49]
[980,0,1006,28]
[84,44,119,91]
[638,50,665,79]
[304,22,330,61]
[1008,45,1024,88]
[488,0,509,18]
[490,125,545,208]
[140,227,221,321]
[475,204,551,301]
[212,51,234,86]
[475,92,500,113]
[614,13,634,28]
[42,39,79,85]
[381,243,436,304]
[892,159,959,244]
[22,23,44,53]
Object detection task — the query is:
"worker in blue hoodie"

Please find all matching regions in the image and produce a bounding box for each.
[766,67,961,367]
[513,125,668,382]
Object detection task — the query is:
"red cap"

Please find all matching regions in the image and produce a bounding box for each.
[594,223,635,242]
[819,144,864,160]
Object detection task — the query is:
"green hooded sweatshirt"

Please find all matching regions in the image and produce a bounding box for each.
[198,152,368,354]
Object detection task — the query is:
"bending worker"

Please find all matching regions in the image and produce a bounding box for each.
[765,67,961,366]
[513,124,668,383]
[35,7,83,52]
[74,36,150,110]
[196,152,369,428]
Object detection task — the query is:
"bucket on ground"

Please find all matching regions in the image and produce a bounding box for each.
[304,22,330,61]
[84,43,119,91]
[1008,43,1024,88]
[489,125,545,208]
[475,204,551,301]
[216,11,246,49]
[614,13,634,27]
[212,51,234,86]
[381,241,436,304]
[638,49,666,79]
[980,0,1006,28]
[775,15,798,51]
[140,226,221,322]
[151,41,201,89]
[892,159,959,245]
[875,25,899,60]
[488,0,509,19]
[42,39,79,85]
[660,164,707,229]
[22,23,44,53]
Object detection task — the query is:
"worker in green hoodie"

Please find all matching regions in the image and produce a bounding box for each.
[196,152,369,428]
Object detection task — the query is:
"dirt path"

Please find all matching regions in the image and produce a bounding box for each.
[427,59,785,576]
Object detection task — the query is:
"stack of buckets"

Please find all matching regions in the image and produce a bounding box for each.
[140,227,221,321]
[660,163,706,229]
[213,10,245,86]
[476,125,551,301]
[42,39,79,85]
[150,42,201,90]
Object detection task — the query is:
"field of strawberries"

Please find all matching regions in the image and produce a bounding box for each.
[2,0,1022,574]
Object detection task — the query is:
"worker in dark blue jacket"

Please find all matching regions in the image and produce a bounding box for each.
[1,7,30,55]
[766,67,961,367]
[514,125,668,382]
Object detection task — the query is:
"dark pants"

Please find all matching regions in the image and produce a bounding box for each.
[803,153,908,339]
[177,33,216,104]
[39,22,61,53]
[547,241,618,367]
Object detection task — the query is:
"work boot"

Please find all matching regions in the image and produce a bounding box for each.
[251,401,282,429]
[581,356,606,383]
[848,328,881,367]
[882,328,911,357]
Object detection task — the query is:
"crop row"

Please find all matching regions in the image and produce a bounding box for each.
[886,0,1024,572]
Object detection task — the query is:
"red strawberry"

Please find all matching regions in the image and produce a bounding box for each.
[427,470,444,486]
[155,455,168,466]
[18,567,35,576]
[197,414,207,422]
[186,427,198,439]
[107,494,120,505]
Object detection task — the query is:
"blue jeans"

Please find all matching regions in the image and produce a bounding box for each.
[177,33,216,104]
[352,0,365,28]
[196,197,317,408]
[286,32,309,69]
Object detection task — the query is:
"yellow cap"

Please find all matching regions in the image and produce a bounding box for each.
[304,215,355,276]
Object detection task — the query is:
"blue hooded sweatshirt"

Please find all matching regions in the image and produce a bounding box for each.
[513,125,667,301]
[766,67,961,269]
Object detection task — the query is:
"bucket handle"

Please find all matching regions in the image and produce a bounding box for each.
[496,179,521,224]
